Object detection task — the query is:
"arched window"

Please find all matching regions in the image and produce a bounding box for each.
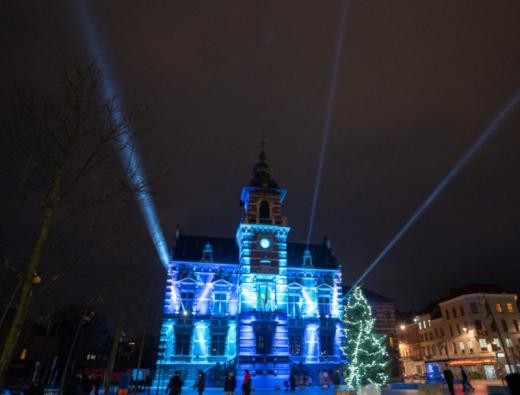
[259,200,270,220]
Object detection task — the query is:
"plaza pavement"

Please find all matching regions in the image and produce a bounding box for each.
[118,380,508,395]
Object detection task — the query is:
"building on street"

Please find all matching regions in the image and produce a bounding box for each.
[397,285,520,381]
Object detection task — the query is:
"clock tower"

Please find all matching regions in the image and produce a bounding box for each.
[235,147,291,386]
[236,147,290,280]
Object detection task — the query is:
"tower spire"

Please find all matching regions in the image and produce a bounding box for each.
[259,133,266,162]
[250,136,278,188]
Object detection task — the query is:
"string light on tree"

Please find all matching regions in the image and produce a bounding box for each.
[342,286,389,388]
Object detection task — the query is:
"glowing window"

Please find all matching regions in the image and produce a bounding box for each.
[496,303,503,313]
[175,333,191,355]
[506,303,514,313]
[318,296,331,316]
[289,335,302,355]
[20,349,27,360]
[288,295,301,317]
[211,334,226,355]
[479,338,487,349]
[213,293,228,316]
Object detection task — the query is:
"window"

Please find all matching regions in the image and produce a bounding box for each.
[419,322,423,330]
[181,291,194,311]
[460,306,465,316]
[213,293,228,316]
[445,310,450,320]
[468,341,474,353]
[440,328,445,337]
[175,333,191,355]
[501,319,508,332]
[449,325,454,337]
[496,303,503,313]
[435,328,439,338]
[19,349,27,360]
[289,335,302,355]
[459,341,465,354]
[452,342,457,354]
[505,338,513,348]
[514,320,519,332]
[506,303,514,313]
[320,334,334,355]
[259,201,270,220]
[479,339,487,350]
[470,302,478,314]
[456,323,461,336]
[475,320,483,330]
[318,296,331,316]
[491,320,497,332]
[452,307,458,318]
[432,345,437,355]
[492,338,501,350]
[211,334,226,355]
[287,295,301,317]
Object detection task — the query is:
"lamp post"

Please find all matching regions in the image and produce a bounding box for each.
[59,301,96,394]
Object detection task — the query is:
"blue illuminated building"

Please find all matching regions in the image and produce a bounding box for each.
[154,150,345,389]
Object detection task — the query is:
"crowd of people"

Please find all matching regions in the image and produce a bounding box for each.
[166,369,249,395]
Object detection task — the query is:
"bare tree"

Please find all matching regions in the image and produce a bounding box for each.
[0,60,143,387]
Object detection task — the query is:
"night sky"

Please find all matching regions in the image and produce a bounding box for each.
[1,1,520,332]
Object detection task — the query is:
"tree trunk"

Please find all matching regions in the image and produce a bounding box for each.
[104,310,124,395]
[0,170,62,389]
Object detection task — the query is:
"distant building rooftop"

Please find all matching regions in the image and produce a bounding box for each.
[417,283,515,317]
[342,286,394,303]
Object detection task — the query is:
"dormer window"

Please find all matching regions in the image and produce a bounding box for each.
[303,249,313,267]
[259,200,270,220]
[201,242,214,262]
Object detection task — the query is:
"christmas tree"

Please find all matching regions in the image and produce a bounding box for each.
[342,286,389,388]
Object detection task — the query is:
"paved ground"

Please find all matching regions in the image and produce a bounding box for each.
[114,381,508,395]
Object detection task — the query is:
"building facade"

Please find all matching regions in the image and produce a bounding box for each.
[398,287,520,381]
[154,151,344,389]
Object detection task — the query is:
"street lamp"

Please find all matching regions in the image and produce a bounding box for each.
[400,324,406,331]
[59,301,96,394]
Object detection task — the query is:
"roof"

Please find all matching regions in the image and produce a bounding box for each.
[172,233,340,269]
[342,286,394,303]
[416,284,513,316]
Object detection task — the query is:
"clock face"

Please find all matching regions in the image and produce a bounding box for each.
[259,237,271,249]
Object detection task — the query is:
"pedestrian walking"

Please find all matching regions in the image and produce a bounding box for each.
[167,370,183,395]
[81,374,93,395]
[242,370,252,395]
[93,375,102,395]
[443,365,455,395]
[289,372,296,392]
[224,371,237,395]
[460,367,474,393]
[118,371,130,395]
[197,370,206,395]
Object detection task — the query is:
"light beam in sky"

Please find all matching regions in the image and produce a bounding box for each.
[348,89,520,295]
[74,1,170,269]
[306,0,350,247]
